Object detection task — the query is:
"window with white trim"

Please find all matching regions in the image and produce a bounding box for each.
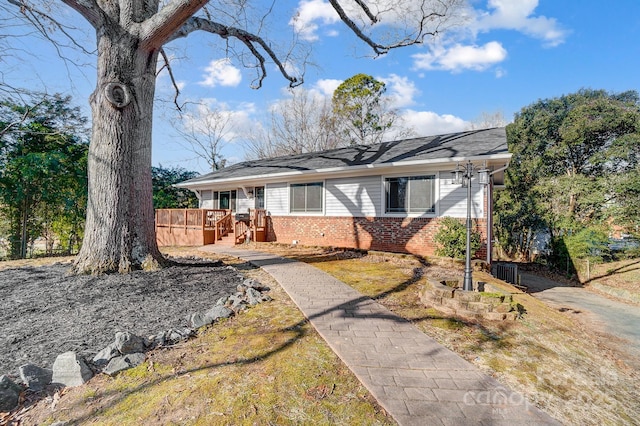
[290,182,323,213]
[385,175,435,214]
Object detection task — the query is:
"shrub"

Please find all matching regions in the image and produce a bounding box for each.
[434,217,481,259]
[564,227,610,263]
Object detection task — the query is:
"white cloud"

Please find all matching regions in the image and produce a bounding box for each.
[199,59,242,88]
[413,41,507,72]
[381,74,419,109]
[289,0,340,41]
[473,0,567,47]
[313,78,342,97]
[408,0,566,73]
[400,110,469,136]
[182,98,256,143]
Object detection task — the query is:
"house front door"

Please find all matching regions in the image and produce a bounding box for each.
[219,191,230,210]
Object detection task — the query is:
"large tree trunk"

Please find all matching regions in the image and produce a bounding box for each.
[72,28,163,274]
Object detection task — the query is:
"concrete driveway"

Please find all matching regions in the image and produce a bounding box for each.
[520,272,640,358]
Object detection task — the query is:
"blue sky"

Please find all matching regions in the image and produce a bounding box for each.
[4,1,640,173]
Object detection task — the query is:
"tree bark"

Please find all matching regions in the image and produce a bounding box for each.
[72,26,163,274]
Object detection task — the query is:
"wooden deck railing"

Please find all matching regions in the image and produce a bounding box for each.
[234,209,268,244]
[156,208,267,246]
[155,209,230,246]
[214,210,233,242]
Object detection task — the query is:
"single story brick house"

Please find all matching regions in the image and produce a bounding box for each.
[170,127,510,262]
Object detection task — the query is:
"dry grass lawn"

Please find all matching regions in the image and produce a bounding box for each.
[9,248,393,426]
[5,245,640,425]
[247,243,640,426]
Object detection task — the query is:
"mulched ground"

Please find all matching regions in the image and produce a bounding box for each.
[0,257,243,380]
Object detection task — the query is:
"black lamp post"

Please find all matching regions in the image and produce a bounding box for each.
[451,161,490,291]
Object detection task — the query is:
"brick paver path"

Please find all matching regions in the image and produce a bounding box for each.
[202,246,559,426]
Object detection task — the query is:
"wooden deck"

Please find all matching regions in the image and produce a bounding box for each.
[155,209,268,247]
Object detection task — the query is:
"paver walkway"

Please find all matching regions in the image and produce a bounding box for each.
[202,245,559,425]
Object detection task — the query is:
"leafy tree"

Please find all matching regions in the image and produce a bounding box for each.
[434,217,481,259]
[562,227,610,263]
[497,89,640,262]
[5,0,465,273]
[332,73,397,146]
[0,93,89,258]
[152,166,198,209]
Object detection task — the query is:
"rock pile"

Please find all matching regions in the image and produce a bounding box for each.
[0,276,271,412]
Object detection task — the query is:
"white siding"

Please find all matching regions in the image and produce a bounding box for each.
[325,176,381,217]
[266,182,288,215]
[236,188,253,213]
[200,190,213,209]
[438,171,484,218]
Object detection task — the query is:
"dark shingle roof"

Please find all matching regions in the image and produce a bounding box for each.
[178,127,508,186]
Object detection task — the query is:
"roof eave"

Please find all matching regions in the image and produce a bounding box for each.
[175,152,512,189]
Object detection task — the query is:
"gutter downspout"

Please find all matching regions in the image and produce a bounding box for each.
[487,179,493,265]
[486,163,509,265]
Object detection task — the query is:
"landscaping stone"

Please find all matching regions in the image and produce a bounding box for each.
[92,343,120,366]
[423,279,518,321]
[454,290,481,303]
[160,327,196,345]
[244,278,270,292]
[189,305,234,329]
[204,305,233,322]
[228,294,248,311]
[468,302,491,313]
[0,259,274,404]
[103,353,146,376]
[188,312,209,329]
[246,287,264,305]
[114,331,145,354]
[480,294,504,303]
[18,364,52,391]
[0,374,22,412]
[495,303,513,313]
[485,312,507,321]
[51,352,93,387]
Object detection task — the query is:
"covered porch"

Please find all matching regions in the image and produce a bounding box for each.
[155,208,268,247]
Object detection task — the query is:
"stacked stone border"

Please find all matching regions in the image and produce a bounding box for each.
[421,277,519,321]
[0,275,272,413]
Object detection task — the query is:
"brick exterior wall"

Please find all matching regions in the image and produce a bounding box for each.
[266,216,488,259]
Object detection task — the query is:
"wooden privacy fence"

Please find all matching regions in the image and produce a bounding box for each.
[155,209,230,246]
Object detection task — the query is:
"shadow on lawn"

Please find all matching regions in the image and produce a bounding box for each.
[20,252,523,423]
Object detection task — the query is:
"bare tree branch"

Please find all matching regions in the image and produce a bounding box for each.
[59,0,104,28]
[158,48,182,111]
[327,0,456,56]
[171,102,233,171]
[138,0,209,50]
[169,17,302,89]
[7,0,95,55]
[352,0,379,23]
[327,0,388,55]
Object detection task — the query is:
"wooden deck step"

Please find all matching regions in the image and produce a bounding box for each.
[216,233,236,247]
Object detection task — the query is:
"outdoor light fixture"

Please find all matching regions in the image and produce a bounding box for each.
[451,163,464,185]
[450,161,491,291]
[478,164,491,185]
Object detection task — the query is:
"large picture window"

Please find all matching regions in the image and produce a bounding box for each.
[385,175,435,214]
[290,182,323,213]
